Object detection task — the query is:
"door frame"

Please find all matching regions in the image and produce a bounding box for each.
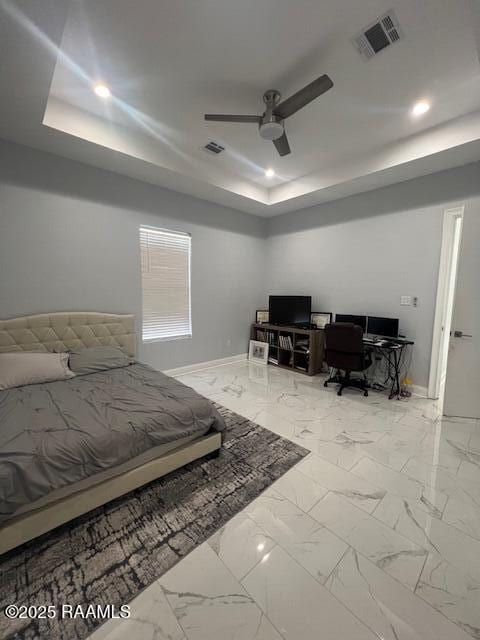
[428,205,464,399]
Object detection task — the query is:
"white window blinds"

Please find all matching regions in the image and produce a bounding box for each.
[140,225,192,341]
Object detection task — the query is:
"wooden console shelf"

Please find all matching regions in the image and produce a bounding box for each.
[251,322,325,376]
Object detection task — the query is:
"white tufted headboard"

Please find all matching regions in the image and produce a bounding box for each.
[0,312,136,357]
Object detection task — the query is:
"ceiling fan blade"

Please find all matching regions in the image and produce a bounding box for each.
[274,74,333,120]
[204,114,261,123]
[273,132,291,157]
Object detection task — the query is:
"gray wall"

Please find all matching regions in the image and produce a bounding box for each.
[0,139,266,370]
[2,137,480,386]
[266,163,480,388]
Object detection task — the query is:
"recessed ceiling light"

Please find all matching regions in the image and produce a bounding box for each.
[411,100,430,117]
[265,168,275,178]
[93,84,111,98]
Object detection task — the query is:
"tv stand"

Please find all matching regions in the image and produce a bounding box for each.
[251,322,325,376]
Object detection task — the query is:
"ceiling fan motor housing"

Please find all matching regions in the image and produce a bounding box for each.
[259,115,284,140]
[259,89,284,140]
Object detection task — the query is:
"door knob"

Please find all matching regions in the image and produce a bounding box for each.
[452,330,473,338]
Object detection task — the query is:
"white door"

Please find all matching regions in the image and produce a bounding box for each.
[443,207,480,418]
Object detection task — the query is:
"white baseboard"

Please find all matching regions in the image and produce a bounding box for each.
[164,353,247,377]
[412,385,428,398]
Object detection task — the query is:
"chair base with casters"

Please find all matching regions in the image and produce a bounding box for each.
[323,322,372,398]
[324,369,369,397]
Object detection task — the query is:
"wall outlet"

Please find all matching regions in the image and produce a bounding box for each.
[401,296,417,307]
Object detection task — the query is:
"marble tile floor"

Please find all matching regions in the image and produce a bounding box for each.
[89,361,480,640]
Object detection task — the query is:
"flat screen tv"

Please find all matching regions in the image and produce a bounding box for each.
[269,295,312,326]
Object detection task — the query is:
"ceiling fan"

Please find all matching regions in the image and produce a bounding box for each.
[204,74,333,157]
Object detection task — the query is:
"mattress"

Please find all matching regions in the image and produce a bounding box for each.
[0,362,225,523]
[10,428,210,520]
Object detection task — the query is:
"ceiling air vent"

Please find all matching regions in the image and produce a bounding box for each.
[352,10,403,61]
[203,141,225,155]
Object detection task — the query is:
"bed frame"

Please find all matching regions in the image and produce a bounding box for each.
[0,312,221,555]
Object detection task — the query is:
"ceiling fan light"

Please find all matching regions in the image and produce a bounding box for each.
[259,121,284,141]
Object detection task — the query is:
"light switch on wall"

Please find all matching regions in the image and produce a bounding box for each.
[401,296,417,307]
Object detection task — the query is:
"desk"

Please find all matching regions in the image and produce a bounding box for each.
[363,338,414,399]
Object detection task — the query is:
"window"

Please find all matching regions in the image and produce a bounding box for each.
[140,225,191,341]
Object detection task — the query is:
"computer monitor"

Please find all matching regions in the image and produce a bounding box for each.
[269,296,312,325]
[367,316,399,338]
[335,314,367,332]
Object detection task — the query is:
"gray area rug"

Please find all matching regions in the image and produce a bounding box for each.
[0,404,308,640]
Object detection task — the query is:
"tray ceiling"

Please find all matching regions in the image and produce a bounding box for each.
[1,0,480,216]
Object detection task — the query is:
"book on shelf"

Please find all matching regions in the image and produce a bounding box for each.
[279,335,293,350]
[296,338,309,350]
[256,329,276,346]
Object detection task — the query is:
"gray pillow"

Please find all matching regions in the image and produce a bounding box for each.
[68,346,133,375]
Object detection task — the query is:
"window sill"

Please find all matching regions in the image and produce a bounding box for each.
[142,334,192,344]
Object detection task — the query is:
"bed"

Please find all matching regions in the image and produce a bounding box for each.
[0,312,224,555]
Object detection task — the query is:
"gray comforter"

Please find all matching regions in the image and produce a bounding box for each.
[0,363,225,523]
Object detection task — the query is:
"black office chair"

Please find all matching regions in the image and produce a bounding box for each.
[323,323,372,397]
